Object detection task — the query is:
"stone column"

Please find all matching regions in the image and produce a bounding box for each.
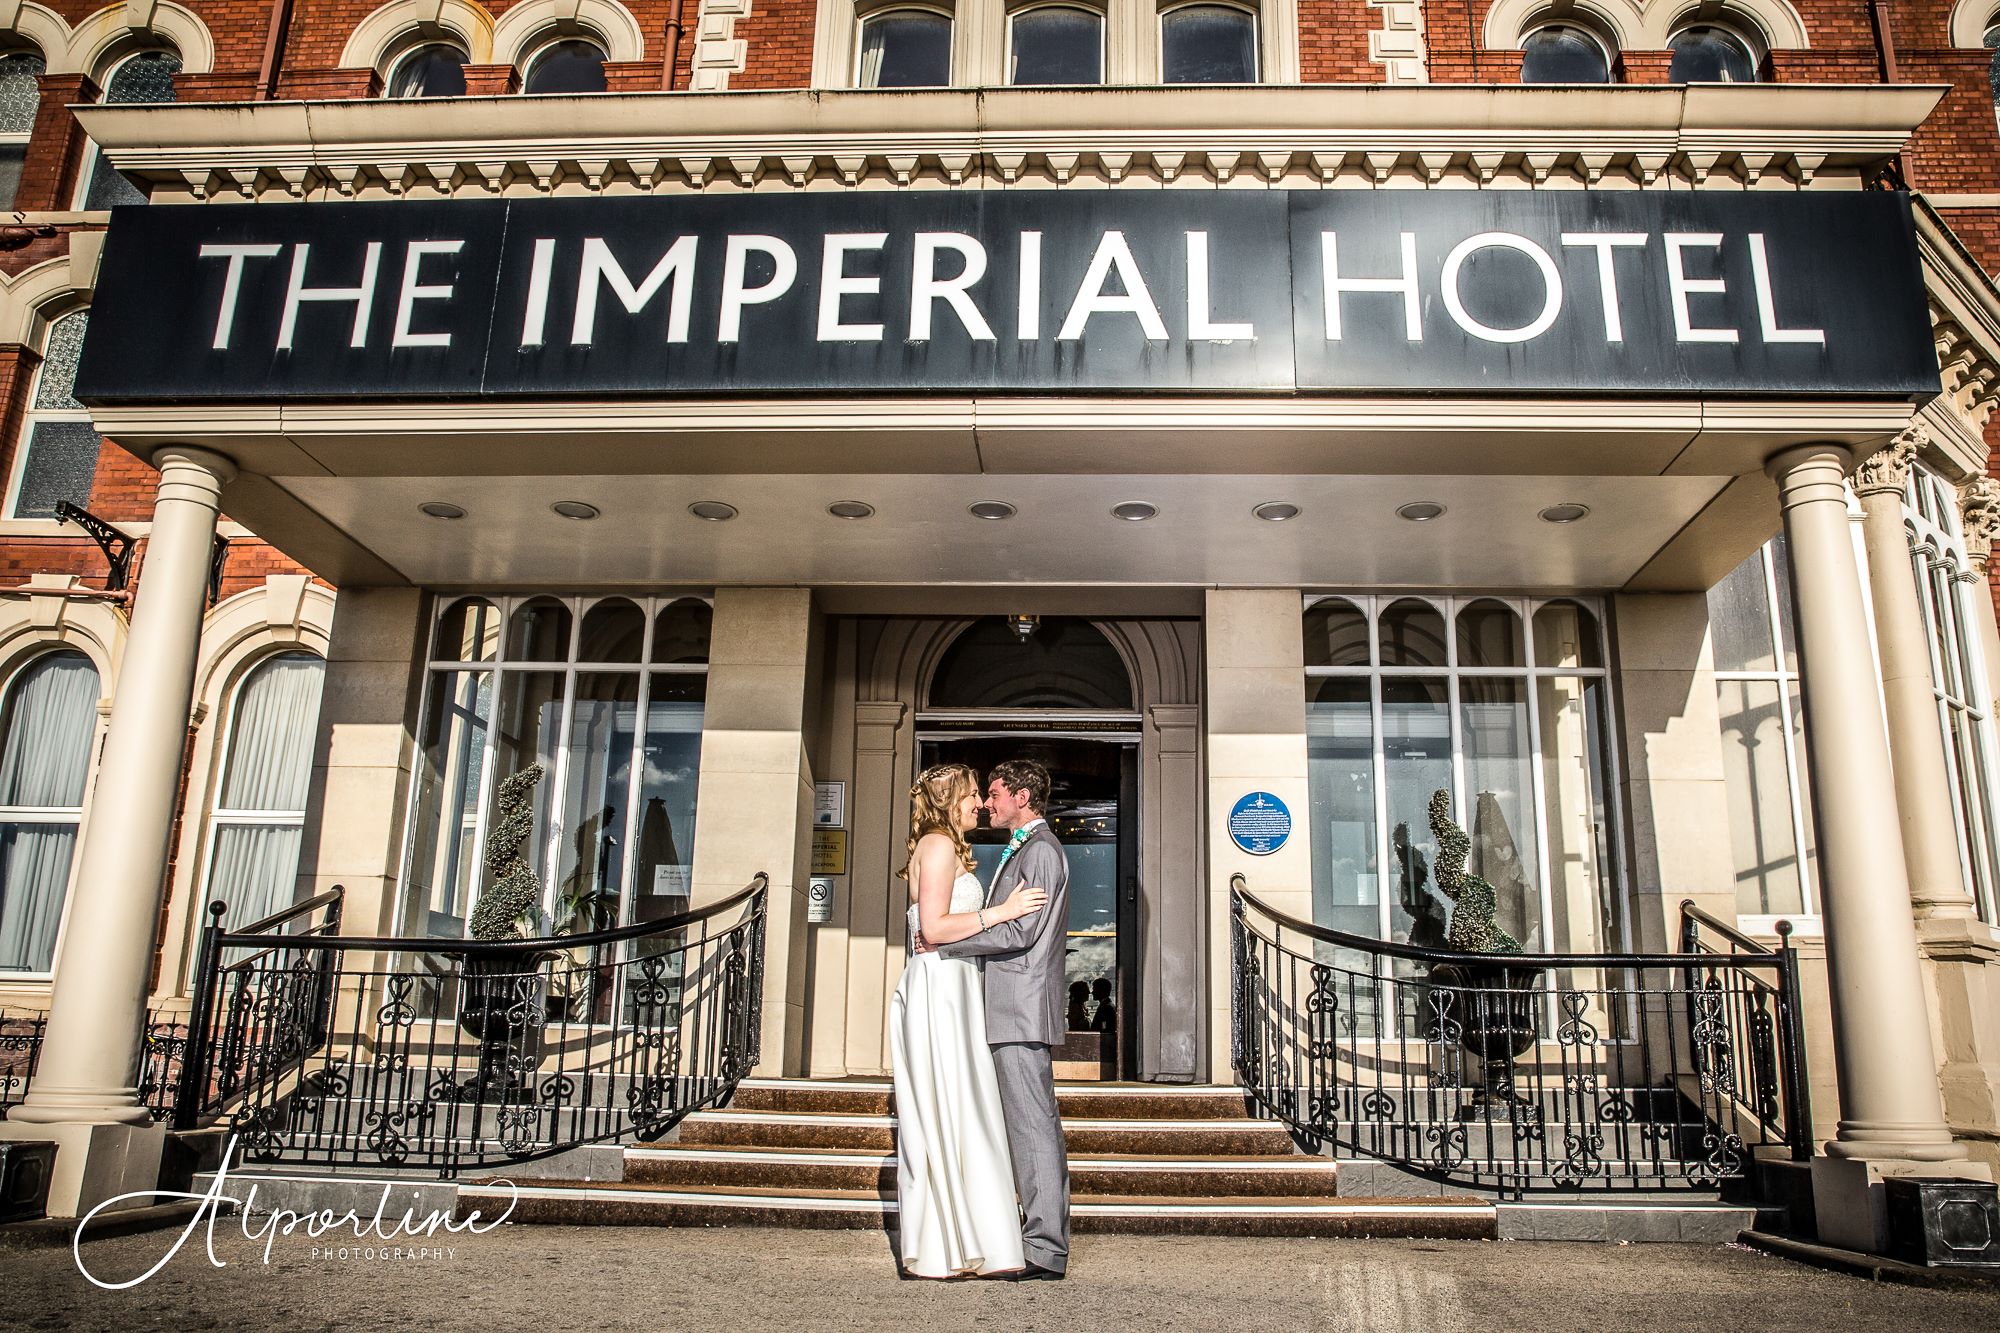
[1768,444,1984,1252]
[1,449,234,1215]
[1959,477,2000,722]
[1852,429,1980,922]
[687,587,817,1075]
[1202,589,1311,1082]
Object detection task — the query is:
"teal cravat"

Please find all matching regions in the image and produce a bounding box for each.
[994,826,1031,878]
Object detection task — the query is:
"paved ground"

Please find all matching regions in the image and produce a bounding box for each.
[9,1221,2000,1332]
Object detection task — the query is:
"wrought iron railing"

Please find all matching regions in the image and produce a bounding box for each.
[3,1007,192,1122]
[175,875,768,1178]
[1230,877,1810,1197]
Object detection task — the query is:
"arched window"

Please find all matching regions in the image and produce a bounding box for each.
[1987,21,2000,121]
[858,8,952,87]
[1668,23,1759,83]
[79,48,182,210]
[202,653,326,929]
[522,36,608,92]
[0,651,99,973]
[5,310,101,521]
[388,41,469,97]
[929,618,1133,709]
[1161,3,1258,84]
[0,48,45,211]
[1519,22,1612,84]
[1010,5,1104,85]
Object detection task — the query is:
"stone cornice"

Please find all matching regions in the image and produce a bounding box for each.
[70,83,1946,201]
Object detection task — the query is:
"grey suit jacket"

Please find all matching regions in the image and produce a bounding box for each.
[938,821,1070,1046]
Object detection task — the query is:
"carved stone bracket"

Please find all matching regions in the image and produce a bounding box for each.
[1852,425,1924,498]
[1959,475,2000,576]
[1932,306,2000,439]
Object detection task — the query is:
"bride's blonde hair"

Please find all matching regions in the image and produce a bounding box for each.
[899,762,979,879]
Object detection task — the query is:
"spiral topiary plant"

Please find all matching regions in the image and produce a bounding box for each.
[469,765,546,942]
[1427,788,1522,956]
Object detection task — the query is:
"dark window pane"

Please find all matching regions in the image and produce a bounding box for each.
[1519,25,1610,84]
[434,598,501,662]
[1668,26,1756,83]
[859,11,952,88]
[508,596,573,661]
[104,50,180,103]
[0,52,45,135]
[524,39,607,93]
[390,44,468,98]
[0,144,23,212]
[929,617,1132,709]
[1303,598,1370,667]
[1378,598,1446,668]
[653,599,712,664]
[1162,5,1256,84]
[13,421,102,518]
[1455,599,1523,669]
[1011,7,1103,85]
[34,312,86,411]
[580,597,646,662]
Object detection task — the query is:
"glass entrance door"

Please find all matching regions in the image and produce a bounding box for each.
[917,736,1136,1080]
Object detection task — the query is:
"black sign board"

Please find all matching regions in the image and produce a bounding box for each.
[75,190,1938,403]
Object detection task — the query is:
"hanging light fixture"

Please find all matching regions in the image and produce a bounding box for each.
[1008,613,1040,642]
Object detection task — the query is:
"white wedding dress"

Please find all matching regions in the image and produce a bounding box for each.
[889,869,1026,1278]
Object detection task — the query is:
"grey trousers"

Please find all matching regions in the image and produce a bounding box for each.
[991,1041,1070,1273]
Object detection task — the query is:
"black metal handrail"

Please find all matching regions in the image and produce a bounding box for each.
[1678,899,1813,1162]
[1230,876,1811,1195]
[175,874,769,1177]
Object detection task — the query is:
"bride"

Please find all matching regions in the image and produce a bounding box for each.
[890,762,1048,1279]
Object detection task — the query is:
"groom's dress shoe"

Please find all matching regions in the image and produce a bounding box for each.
[1009,1264,1065,1282]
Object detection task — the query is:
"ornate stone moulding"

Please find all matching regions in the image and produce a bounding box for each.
[72,83,1943,203]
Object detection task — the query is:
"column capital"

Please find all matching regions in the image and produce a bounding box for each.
[1852,425,1924,499]
[1960,476,2000,576]
[149,445,238,489]
[1763,441,1854,485]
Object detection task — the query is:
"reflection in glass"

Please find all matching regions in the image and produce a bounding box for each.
[524,39,607,93]
[1668,25,1757,83]
[1708,549,1776,673]
[485,670,564,909]
[1161,4,1257,83]
[389,43,467,97]
[1307,676,1378,940]
[654,599,713,664]
[1378,599,1446,668]
[1010,6,1103,84]
[1539,674,1616,952]
[1382,677,1451,951]
[1533,601,1603,670]
[858,10,952,87]
[1519,25,1611,84]
[1456,599,1523,668]
[508,597,572,661]
[1460,676,1538,950]
[1304,598,1370,667]
[580,598,646,663]
[436,598,501,661]
[405,670,490,935]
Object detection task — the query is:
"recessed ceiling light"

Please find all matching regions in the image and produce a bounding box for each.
[418,501,466,520]
[689,501,738,522]
[551,500,600,521]
[969,500,1017,520]
[1397,501,1447,522]
[827,500,875,520]
[1252,501,1300,522]
[1539,503,1591,525]
[1111,501,1158,521]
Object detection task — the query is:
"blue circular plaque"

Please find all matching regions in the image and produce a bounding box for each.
[1228,791,1291,856]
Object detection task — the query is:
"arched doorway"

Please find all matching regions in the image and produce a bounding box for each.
[920,617,1139,1080]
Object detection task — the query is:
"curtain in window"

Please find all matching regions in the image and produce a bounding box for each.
[205,654,325,928]
[0,652,99,970]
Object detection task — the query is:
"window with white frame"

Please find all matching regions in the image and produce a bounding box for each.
[201,653,326,932]
[0,650,99,973]
[521,34,608,92]
[6,310,102,521]
[387,39,469,97]
[1009,4,1103,84]
[77,48,181,210]
[403,596,710,990]
[1708,538,1820,921]
[857,7,953,86]
[1519,21,1613,84]
[1905,466,2000,924]
[1667,20,1761,83]
[0,48,45,211]
[1302,595,1625,969]
[1161,3,1258,83]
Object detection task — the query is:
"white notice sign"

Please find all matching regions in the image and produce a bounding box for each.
[814,781,846,828]
[652,865,692,898]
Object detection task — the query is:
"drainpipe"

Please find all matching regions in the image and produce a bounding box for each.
[663,0,688,90]
[256,0,296,100]
[1868,0,1900,82]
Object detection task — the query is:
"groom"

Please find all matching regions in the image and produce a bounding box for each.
[939,758,1072,1281]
